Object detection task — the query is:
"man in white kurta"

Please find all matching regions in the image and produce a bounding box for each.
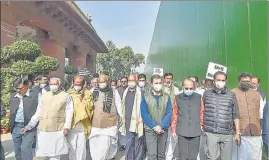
[89,75,121,160]
[21,77,74,160]
[162,73,180,160]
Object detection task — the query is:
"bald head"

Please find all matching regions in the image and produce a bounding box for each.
[99,75,108,83]
[183,78,195,90]
[73,75,85,86]
[128,74,137,81]
[128,74,137,89]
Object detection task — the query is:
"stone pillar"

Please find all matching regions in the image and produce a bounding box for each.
[69,52,87,70]
[86,54,96,74]
[38,39,65,80]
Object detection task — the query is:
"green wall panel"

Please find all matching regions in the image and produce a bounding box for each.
[145,1,268,96]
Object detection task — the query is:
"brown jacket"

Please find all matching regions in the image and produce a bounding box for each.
[232,87,261,136]
[92,91,117,128]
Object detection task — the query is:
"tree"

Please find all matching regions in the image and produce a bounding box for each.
[0,40,60,108]
[97,40,145,80]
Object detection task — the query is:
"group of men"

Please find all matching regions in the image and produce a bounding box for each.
[0,71,268,160]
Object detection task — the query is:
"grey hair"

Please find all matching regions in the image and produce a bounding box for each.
[91,77,99,83]
[50,77,62,86]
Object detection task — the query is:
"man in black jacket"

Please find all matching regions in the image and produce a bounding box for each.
[202,71,240,160]
[10,78,39,160]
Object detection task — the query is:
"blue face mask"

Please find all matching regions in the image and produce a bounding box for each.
[184,90,194,96]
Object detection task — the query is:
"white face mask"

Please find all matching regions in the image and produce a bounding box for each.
[153,84,162,92]
[111,86,116,90]
[40,83,46,88]
[74,86,82,92]
[215,81,226,89]
[50,85,59,93]
[99,83,107,89]
[128,82,136,88]
[138,81,145,88]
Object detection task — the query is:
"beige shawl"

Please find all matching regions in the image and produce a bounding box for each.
[119,86,143,137]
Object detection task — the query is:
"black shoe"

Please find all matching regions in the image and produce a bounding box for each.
[119,145,125,151]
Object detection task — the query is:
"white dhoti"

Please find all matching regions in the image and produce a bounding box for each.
[165,127,177,160]
[68,123,86,160]
[35,130,69,158]
[232,136,262,160]
[89,126,118,160]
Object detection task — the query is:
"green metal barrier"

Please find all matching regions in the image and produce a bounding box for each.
[145,1,268,96]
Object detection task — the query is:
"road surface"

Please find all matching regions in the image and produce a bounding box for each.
[1,133,125,160]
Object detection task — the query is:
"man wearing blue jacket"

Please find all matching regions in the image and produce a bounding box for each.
[141,74,172,160]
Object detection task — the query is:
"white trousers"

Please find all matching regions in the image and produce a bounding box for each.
[89,135,118,160]
[165,127,177,160]
[232,136,262,160]
[68,129,86,160]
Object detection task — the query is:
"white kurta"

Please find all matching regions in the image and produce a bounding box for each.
[26,92,74,157]
[68,123,86,160]
[89,126,118,160]
[164,85,180,160]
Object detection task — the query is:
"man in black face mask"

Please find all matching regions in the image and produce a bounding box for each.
[232,72,263,160]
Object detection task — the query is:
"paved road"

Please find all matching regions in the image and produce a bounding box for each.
[1,133,125,160]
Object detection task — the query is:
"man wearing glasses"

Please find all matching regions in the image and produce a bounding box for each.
[117,77,129,99]
[232,73,264,160]
[171,78,204,159]
[202,71,240,160]
[9,78,39,160]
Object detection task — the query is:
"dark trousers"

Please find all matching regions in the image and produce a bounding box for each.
[174,135,200,160]
[12,122,35,160]
[125,131,145,160]
[144,129,168,160]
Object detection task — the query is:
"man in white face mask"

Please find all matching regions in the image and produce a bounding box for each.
[89,74,121,160]
[137,74,151,94]
[67,75,94,160]
[21,77,74,160]
[162,73,180,160]
[119,74,145,159]
[201,71,240,160]
[141,74,172,160]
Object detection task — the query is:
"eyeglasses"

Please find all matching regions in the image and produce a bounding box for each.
[184,88,194,90]
[16,87,24,90]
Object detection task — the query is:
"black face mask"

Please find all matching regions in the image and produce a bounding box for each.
[239,82,251,91]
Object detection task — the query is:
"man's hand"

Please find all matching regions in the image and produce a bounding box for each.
[63,129,69,136]
[153,125,162,134]
[20,128,28,135]
[201,126,204,135]
[234,133,241,146]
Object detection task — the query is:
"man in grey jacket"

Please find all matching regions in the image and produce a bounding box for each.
[1,99,6,160]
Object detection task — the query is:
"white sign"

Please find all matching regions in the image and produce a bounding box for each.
[153,68,163,76]
[206,62,227,80]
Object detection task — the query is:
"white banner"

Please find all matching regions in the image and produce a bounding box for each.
[206,62,227,80]
[153,68,163,76]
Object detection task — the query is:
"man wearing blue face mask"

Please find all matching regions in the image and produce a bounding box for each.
[202,71,240,160]
[171,78,204,160]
